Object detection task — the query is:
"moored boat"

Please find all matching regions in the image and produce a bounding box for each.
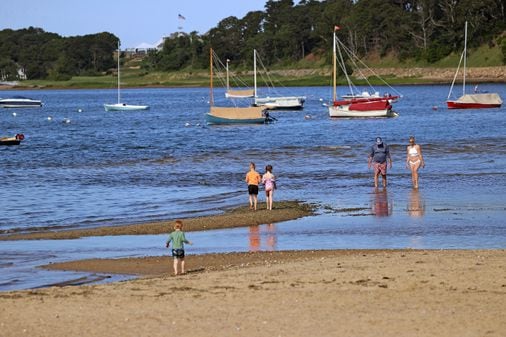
[252,50,305,110]
[104,103,150,111]
[206,48,269,125]
[329,100,397,118]
[446,21,502,109]
[328,27,399,118]
[0,96,42,108]
[104,42,149,111]
[0,133,24,146]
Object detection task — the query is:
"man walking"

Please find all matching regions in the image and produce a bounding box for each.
[368,137,392,188]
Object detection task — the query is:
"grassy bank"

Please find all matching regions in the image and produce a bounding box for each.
[7,44,505,90]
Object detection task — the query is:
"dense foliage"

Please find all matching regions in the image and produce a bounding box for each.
[146,0,506,71]
[0,27,118,80]
[1,0,505,80]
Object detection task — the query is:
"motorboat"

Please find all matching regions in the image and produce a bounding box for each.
[0,133,24,146]
[0,96,42,108]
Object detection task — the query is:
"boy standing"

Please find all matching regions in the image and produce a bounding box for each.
[245,162,262,210]
[166,220,192,275]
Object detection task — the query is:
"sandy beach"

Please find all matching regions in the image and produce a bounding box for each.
[1,249,505,337]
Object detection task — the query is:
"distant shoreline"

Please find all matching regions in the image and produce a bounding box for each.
[1,66,505,90]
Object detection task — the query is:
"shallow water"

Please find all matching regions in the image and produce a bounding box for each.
[1,84,505,290]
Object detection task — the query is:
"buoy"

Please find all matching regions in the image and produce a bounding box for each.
[63,118,71,124]
[47,116,52,121]
[319,98,323,101]
[304,114,312,120]
[12,112,17,117]
[185,122,191,127]
[78,108,83,112]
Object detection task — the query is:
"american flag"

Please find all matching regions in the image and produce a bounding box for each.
[178,14,186,20]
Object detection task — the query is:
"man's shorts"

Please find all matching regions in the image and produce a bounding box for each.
[373,162,387,175]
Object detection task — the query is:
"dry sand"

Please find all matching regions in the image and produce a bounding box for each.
[1,249,506,337]
[0,201,313,240]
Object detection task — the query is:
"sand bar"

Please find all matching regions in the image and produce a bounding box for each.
[1,249,506,337]
[0,201,313,240]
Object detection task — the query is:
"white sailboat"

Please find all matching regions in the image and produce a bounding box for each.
[104,42,149,112]
[252,50,305,110]
[446,21,502,109]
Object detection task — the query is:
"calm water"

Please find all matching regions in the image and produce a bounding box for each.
[1,84,506,290]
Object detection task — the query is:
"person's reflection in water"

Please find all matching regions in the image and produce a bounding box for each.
[266,224,277,251]
[407,188,425,217]
[249,226,260,251]
[372,187,392,217]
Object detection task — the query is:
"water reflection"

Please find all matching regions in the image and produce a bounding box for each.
[372,188,392,217]
[407,189,425,217]
[249,224,277,251]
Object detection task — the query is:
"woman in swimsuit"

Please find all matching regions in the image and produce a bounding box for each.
[405,136,425,188]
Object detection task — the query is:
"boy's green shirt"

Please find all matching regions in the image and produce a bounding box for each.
[167,230,188,249]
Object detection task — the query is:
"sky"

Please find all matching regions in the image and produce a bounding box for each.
[1,0,267,48]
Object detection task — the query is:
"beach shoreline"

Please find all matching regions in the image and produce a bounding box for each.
[1,249,505,337]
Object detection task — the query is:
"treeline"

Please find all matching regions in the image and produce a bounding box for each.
[1,0,505,81]
[144,0,506,71]
[0,27,118,80]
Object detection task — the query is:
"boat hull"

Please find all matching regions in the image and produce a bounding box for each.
[254,96,305,110]
[446,101,502,109]
[0,139,21,146]
[104,104,150,111]
[329,100,397,118]
[0,98,42,108]
[205,113,267,125]
[0,135,23,146]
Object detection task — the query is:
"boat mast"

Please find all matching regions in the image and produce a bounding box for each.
[463,21,467,96]
[226,59,230,92]
[332,31,336,102]
[116,41,121,104]
[210,48,214,106]
[253,49,258,98]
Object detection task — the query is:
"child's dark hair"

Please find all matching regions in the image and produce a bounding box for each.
[265,164,273,173]
[250,162,256,169]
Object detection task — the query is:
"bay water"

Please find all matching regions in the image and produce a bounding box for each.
[1,84,505,290]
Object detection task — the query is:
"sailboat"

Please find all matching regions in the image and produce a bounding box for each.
[252,50,305,110]
[104,42,149,111]
[328,28,398,118]
[446,22,502,109]
[206,48,268,125]
[225,59,255,98]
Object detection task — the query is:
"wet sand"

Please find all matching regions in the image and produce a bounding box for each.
[1,249,505,337]
[0,201,313,240]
